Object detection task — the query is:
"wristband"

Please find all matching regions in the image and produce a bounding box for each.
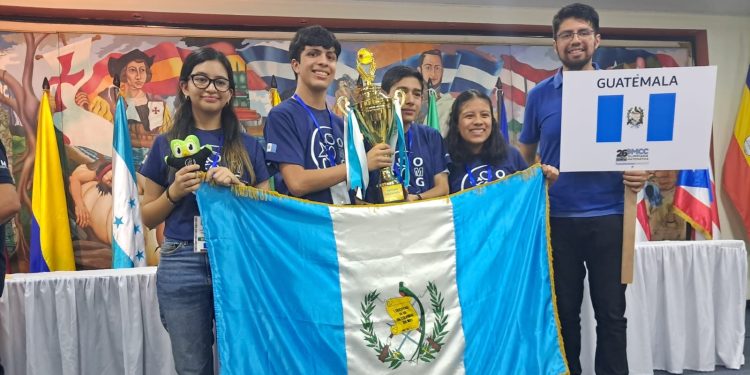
[165,186,178,205]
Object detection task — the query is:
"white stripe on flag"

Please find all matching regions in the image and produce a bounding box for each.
[332,200,467,374]
[454,65,497,92]
[112,151,146,266]
[442,68,457,86]
[336,64,359,81]
[500,68,537,93]
[679,185,712,207]
[246,60,296,81]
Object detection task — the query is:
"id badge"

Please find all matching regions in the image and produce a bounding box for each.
[330,181,351,205]
[193,216,208,253]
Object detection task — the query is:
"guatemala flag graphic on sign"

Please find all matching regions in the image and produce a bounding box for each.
[196,166,567,374]
[560,66,716,172]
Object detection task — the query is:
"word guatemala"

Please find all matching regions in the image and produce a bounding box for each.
[597,75,678,89]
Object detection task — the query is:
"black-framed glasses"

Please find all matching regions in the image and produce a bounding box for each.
[189,74,232,92]
[556,29,595,42]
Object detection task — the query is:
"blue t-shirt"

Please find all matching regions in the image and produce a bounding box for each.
[264,98,351,204]
[448,147,528,193]
[0,142,12,243]
[519,67,624,217]
[365,124,449,201]
[139,129,270,241]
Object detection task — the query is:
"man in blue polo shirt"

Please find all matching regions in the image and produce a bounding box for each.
[265,25,392,204]
[365,66,448,202]
[519,4,647,375]
[0,140,20,375]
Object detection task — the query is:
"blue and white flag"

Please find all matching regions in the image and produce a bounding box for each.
[449,50,503,96]
[239,42,296,94]
[111,96,146,268]
[196,166,566,374]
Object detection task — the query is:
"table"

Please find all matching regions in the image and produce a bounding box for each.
[1,241,746,374]
[581,240,747,374]
[0,267,175,375]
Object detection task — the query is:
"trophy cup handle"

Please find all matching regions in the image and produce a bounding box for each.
[336,96,350,116]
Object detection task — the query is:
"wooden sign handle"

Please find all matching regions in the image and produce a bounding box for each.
[621,188,637,284]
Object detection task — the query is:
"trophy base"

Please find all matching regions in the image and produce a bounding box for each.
[379,182,405,203]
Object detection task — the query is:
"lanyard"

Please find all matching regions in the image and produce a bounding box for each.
[210,134,224,169]
[465,163,493,187]
[393,129,413,185]
[293,94,337,167]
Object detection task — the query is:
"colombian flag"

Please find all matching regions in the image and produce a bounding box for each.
[722,66,750,237]
[29,88,76,272]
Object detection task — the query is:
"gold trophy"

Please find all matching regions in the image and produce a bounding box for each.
[338,48,406,203]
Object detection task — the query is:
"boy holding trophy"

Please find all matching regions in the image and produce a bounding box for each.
[264,25,392,204]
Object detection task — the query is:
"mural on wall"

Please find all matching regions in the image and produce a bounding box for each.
[0,31,692,272]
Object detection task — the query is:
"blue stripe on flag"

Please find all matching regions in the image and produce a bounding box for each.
[29,216,50,272]
[114,97,136,180]
[112,239,134,268]
[597,95,624,142]
[647,93,676,142]
[450,167,566,374]
[239,45,289,64]
[196,187,347,374]
[456,50,501,75]
[449,78,492,96]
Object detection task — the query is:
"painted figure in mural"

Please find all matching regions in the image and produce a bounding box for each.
[646,170,687,240]
[445,89,558,193]
[75,49,171,166]
[332,74,356,118]
[417,49,454,137]
[518,4,648,374]
[68,158,162,268]
[139,47,270,374]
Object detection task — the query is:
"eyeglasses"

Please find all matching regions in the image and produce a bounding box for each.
[556,29,595,42]
[189,74,232,92]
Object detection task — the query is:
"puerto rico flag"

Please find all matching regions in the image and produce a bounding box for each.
[673,167,721,240]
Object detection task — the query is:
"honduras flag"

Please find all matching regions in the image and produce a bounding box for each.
[111,95,146,267]
[239,42,297,95]
[449,50,503,96]
[196,166,567,374]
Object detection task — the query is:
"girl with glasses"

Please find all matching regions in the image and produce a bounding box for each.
[138,47,269,374]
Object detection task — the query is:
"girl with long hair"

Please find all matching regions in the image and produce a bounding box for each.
[138,47,269,374]
[445,89,557,192]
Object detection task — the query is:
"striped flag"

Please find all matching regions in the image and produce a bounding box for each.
[111,95,147,267]
[498,55,557,125]
[239,42,296,95]
[636,190,652,242]
[448,51,503,96]
[722,66,750,237]
[674,167,721,240]
[196,166,566,374]
[29,86,76,272]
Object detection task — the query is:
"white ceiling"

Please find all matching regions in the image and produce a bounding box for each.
[359,0,750,17]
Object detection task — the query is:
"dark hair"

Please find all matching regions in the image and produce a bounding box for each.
[381,66,424,94]
[168,47,256,184]
[288,25,341,63]
[446,89,507,165]
[418,49,442,67]
[553,3,600,38]
[108,49,154,83]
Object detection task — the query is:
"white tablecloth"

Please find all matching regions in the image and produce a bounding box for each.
[1,241,746,374]
[0,267,175,375]
[581,240,747,374]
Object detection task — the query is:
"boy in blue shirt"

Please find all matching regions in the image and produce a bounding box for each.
[264,25,392,204]
[365,66,449,202]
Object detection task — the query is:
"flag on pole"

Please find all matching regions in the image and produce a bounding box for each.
[196,166,567,374]
[29,81,76,272]
[426,86,440,132]
[269,75,282,108]
[722,65,750,237]
[674,167,721,240]
[112,94,147,267]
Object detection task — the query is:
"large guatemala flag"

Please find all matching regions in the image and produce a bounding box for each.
[29,87,76,272]
[196,166,567,374]
[111,95,147,267]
